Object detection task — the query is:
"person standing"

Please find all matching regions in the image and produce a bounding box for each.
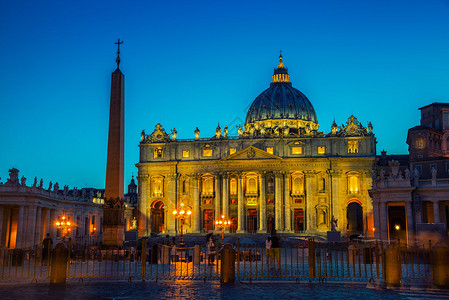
[206,233,215,265]
[42,233,53,264]
[270,230,281,271]
[265,235,272,266]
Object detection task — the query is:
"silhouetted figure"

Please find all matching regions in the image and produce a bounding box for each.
[42,233,53,264]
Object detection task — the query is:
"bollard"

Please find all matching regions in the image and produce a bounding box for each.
[384,245,401,288]
[220,243,235,283]
[193,245,201,265]
[50,243,68,284]
[308,239,315,278]
[432,239,449,289]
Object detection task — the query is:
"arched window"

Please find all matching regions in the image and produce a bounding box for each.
[348,175,359,194]
[203,178,213,193]
[267,177,274,193]
[319,177,325,192]
[248,177,257,192]
[153,177,164,196]
[230,179,237,195]
[293,177,303,194]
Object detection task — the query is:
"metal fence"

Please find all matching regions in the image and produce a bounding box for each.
[0,239,433,283]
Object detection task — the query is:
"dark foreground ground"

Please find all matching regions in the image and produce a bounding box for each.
[1,280,448,300]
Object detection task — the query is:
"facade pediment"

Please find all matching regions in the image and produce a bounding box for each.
[222,146,282,161]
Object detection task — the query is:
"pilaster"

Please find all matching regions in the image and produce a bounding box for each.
[258,172,267,233]
[192,173,201,233]
[137,173,149,237]
[237,173,245,233]
[274,171,283,231]
[304,170,316,233]
[284,172,292,232]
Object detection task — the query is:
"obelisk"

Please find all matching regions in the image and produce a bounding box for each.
[103,39,125,247]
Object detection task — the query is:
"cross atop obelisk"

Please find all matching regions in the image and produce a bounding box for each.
[115,39,124,68]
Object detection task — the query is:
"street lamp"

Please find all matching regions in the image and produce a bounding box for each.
[215,214,231,244]
[55,215,71,239]
[173,202,192,246]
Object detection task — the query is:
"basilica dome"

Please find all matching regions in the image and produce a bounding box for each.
[244,55,319,136]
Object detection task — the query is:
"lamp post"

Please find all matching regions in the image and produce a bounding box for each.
[215,214,231,244]
[173,202,192,246]
[55,215,71,240]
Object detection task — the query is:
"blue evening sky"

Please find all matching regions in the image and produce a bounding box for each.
[1,0,449,189]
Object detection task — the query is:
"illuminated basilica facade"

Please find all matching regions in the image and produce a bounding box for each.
[137,56,377,237]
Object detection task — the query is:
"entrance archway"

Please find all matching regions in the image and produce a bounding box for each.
[203,210,214,232]
[247,209,257,233]
[294,209,304,232]
[151,200,165,234]
[230,217,237,233]
[347,201,363,233]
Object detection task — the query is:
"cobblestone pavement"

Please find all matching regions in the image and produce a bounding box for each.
[1,280,449,300]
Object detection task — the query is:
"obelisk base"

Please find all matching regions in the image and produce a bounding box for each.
[102,208,125,247]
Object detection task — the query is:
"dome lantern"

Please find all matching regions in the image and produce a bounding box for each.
[244,54,319,137]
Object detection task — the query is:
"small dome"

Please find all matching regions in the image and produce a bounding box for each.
[244,55,318,134]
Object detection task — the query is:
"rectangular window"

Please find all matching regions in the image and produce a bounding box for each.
[292,146,302,155]
[182,150,190,158]
[266,147,274,154]
[267,198,274,204]
[231,199,237,204]
[203,149,213,157]
[318,146,325,154]
[294,198,302,203]
[230,148,237,155]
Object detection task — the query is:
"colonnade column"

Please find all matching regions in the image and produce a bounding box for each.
[373,201,380,240]
[214,173,221,230]
[50,209,57,242]
[405,200,414,244]
[379,202,388,241]
[34,206,42,247]
[274,171,283,231]
[328,169,341,221]
[284,172,292,232]
[167,174,177,235]
[237,173,244,233]
[137,173,149,238]
[304,170,316,233]
[192,173,201,233]
[222,173,229,218]
[433,201,440,223]
[258,172,267,233]
[25,206,36,248]
[15,205,24,248]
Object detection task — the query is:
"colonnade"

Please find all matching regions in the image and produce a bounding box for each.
[0,205,102,249]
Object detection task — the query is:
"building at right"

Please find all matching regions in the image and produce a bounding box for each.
[370,103,449,244]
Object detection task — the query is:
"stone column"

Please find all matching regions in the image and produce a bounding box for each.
[16,206,25,248]
[237,173,244,233]
[34,206,42,247]
[222,174,229,218]
[304,171,316,233]
[137,173,149,237]
[405,200,414,244]
[284,172,292,232]
[373,201,380,240]
[25,206,37,248]
[379,202,388,242]
[258,172,267,233]
[192,173,201,233]
[50,209,57,242]
[433,201,440,223]
[167,174,177,235]
[214,173,221,229]
[328,170,342,221]
[275,171,283,231]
